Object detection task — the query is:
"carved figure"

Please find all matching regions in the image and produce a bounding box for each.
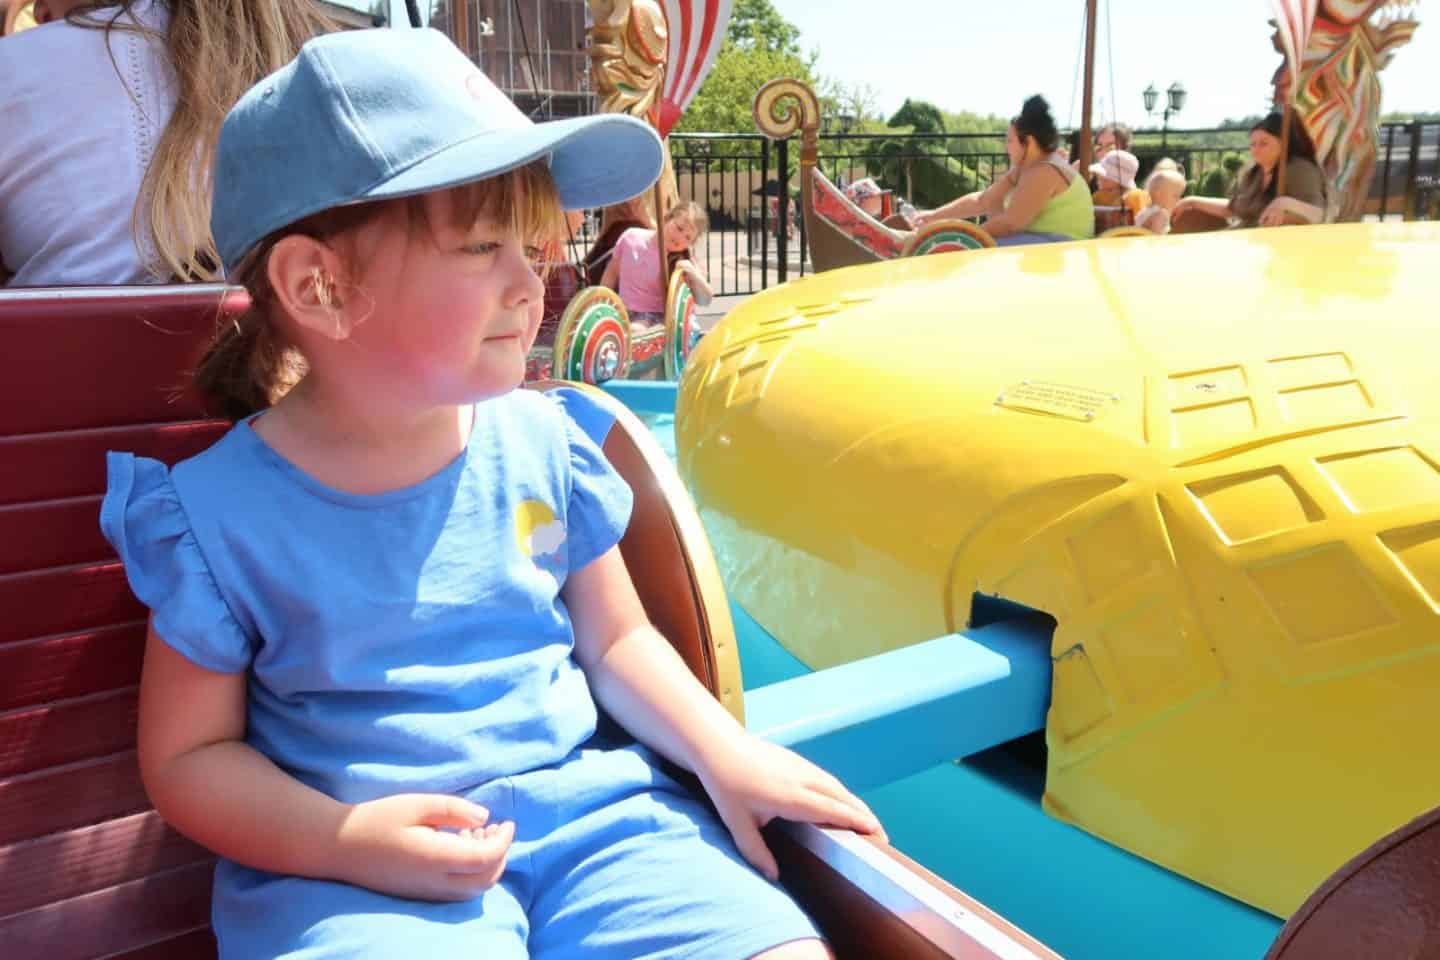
[1273,1,1421,221]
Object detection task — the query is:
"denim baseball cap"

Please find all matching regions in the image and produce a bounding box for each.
[212,28,664,273]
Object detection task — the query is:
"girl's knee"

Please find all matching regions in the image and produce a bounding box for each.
[747,938,833,960]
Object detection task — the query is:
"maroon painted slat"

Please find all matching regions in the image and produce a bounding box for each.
[0,623,146,711]
[0,811,209,918]
[0,751,149,847]
[0,422,229,507]
[0,562,144,646]
[0,287,245,435]
[110,927,218,960]
[0,860,214,960]
[0,689,138,778]
[0,497,111,575]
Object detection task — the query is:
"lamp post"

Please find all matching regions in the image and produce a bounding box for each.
[1144,81,1187,150]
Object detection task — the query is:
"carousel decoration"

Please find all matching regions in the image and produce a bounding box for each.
[663,268,699,380]
[550,286,633,384]
[1272,0,1421,221]
[752,78,995,273]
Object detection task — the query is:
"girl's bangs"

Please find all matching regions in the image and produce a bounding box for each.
[446,161,566,246]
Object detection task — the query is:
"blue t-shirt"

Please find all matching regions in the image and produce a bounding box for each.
[100,388,633,804]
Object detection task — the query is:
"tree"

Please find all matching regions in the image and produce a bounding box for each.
[726,0,802,55]
[672,36,815,165]
[865,99,978,207]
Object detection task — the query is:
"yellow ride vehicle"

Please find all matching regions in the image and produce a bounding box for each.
[676,221,1440,917]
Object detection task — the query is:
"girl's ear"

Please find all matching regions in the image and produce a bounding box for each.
[267,235,354,342]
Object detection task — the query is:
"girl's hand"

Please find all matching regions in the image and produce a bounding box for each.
[698,734,885,882]
[332,793,515,901]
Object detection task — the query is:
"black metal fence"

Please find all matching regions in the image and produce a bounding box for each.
[663,121,1440,297]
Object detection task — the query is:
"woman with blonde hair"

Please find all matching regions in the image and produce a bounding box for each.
[0,1,334,286]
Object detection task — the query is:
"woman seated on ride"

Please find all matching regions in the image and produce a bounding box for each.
[104,28,881,959]
[600,200,713,331]
[912,96,1094,245]
[1171,111,1329,228]
[1136,160,1186,234]
[0,0,332,287]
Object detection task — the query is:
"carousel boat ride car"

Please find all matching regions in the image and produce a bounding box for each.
[675,219,1440,920]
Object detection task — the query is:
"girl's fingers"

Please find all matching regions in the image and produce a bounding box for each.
[779,789,882,837]
[413,795,490,830]
[717,802,779,882]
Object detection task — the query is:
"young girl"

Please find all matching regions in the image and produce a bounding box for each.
[101,28,879,960]
[600,200,713,331]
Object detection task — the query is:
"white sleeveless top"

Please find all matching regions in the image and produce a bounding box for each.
[0,1,177,286]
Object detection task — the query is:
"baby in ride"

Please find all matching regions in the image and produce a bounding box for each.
[102,28,879,960]
[1136,160,1187,234]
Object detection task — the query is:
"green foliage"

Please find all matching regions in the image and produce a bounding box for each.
[1381,111,1440,123]
[672,36,813,182]
[727,0,802,55]
[861,99,990,207]
[1195,169,1229,198]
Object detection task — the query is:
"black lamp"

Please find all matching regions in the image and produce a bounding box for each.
[1143,83,1159,114]
[1167,82,1187,114]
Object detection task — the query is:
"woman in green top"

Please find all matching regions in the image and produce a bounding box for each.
[913,96,1094,245]
[1173,112,1329,228]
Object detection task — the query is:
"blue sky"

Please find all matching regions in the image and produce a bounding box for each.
[366,0,1436,127]
[774,0,1437,127]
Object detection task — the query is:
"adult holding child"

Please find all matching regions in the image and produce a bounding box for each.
[913,95,1094,245]
[0,0,334,286]
[1172,111,1329,229]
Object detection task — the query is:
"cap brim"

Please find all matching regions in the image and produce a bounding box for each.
[363,113,664,210]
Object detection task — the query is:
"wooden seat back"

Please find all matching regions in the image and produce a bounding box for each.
[0,285,240,959]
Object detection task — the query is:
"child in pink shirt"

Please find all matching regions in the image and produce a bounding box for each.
[601,201,712,331]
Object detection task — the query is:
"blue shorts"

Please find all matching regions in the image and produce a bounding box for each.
[212,745,820,959]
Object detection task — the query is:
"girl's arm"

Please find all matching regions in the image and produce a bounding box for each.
[1172,195,1232,219]
[979,165,1064,238]
[915,173,1014,226]
[565,547,882,880]
[675,258,713,305]
[139,626,511,901]
[599,251,620,292]
[1260,195,1324,226]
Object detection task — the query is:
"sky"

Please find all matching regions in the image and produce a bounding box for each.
[773,0,1437,128]
[362,0,1436,128]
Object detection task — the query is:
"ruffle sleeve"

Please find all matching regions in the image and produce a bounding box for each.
[548,388,634,571]
[99,452,253,673]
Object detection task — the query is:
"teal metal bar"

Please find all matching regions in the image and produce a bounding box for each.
[745,616,1053,791]
[600,379,678,415]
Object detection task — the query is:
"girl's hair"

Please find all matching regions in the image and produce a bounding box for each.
[196,160,565,421]
[1251,110,1319,164]
[665,200,709,238]
[68,1,337,282]
[1011,95,1060,154]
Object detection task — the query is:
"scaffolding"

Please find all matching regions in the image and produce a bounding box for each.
[436,0,595,119]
